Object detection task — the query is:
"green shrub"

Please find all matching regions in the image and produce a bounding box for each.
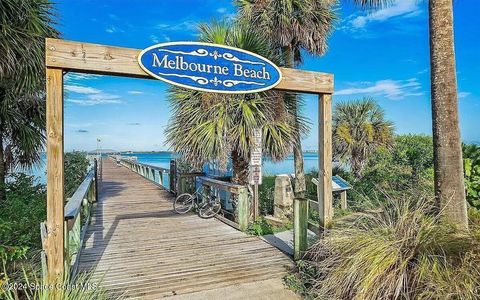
[302,193,480,300]
[0,152,91,280]
[258,176,275,215]
[0,174,46,250]
[463,144,480,209]
[247,217,274,235]
[335,135,435,211]
[64,151,90,198]
[284,260,319,300]
[247,217,293,236]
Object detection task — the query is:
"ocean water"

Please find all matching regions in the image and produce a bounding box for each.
[122,152,320,175]
[28,152,320,184]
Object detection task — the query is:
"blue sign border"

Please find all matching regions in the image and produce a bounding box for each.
[137,42,283,94]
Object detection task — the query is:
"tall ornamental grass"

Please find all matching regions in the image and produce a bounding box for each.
[304,193,480,300]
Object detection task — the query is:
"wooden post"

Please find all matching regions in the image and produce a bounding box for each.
[170,159,176,193]
[46,67,65,288]
[253,184,259,221]
[237,187,249,231]
[294,198,308,260]
[318,94,333,232]
[180,176,186,194]
[340,191,347,210]
[94,159,98,202]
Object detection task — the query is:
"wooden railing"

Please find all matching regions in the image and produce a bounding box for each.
[198,176,250,231]
[119,158,173,192]
[118,157,251,231]
[40,159,99,280]
[176,172,206,194]
[293,198,321,260]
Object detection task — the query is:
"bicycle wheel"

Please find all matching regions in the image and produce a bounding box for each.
[198,199,221,218]
[174,193,195,214]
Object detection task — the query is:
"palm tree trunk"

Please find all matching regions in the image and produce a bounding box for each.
[231,149,249,185]
[0,132,6,203]
[429,0,468,228]
[283,45,306,198]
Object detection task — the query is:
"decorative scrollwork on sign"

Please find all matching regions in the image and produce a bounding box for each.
[222,53,265,66]
[209,50,222,60]
[157,49,209,57]
[223,80,265,87]
[157,73,209,85]
[210,77,222,86]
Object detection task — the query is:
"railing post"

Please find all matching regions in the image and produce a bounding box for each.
[179,176,186,194]
[340,191,347,210]
[294,198,308,260]
[237,187,249,231]
[170,159,176,193]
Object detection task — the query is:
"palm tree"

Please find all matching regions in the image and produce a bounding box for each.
[236,0,337,197]
[353,0,468,227]
[333,98,394,178]
[0,0,58,202]
[166,21,297,185]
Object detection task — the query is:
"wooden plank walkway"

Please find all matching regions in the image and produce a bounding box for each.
[78,159,296,299]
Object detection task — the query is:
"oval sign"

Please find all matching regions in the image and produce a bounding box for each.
[137,42,282,94]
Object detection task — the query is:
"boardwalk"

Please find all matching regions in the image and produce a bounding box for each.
[78,159,298,299]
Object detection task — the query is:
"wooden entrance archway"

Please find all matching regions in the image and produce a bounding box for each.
[44,38,334,284]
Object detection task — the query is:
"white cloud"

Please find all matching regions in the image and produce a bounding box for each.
[335,78,423,100]
[128,91,144,95]
[65,85,101,94]
[67,95,122,106]
[65,84,122,106]
[349,0,421,29]
[67,122,93,128]
[417,68,429,75]
[150,34,170,43]
[105,25,124,33]
[458,92,471,99]
[156,20,197,32]
[150,34,160,43]
[217,7,227,14]
[65,73,101,82]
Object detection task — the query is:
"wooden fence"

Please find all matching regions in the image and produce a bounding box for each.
[198,176,250,231]
[40,159,99,280]
[119,158,172,191]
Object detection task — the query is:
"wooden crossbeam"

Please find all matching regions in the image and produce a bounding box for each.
[45,38,334,94]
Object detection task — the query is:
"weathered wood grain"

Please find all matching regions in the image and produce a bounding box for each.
[77,159,293,299]
[293,198,308,260]
[318,94,333,231]
[45,38,334,94]
[46,67,65,289]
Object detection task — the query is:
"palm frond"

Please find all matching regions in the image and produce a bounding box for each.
[165,20,299,182]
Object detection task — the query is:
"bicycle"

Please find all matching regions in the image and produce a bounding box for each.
[173,187,222,218]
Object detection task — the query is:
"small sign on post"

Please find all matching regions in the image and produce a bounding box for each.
[249,128,262,220]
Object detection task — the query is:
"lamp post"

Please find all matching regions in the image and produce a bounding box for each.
[97,138,102,180]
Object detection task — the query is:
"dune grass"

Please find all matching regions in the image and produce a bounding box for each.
[292,192,480,300]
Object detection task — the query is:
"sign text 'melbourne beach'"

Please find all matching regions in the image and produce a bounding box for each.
[137,42,282,93]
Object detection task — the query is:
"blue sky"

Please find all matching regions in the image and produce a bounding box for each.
[56,0,480,152]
